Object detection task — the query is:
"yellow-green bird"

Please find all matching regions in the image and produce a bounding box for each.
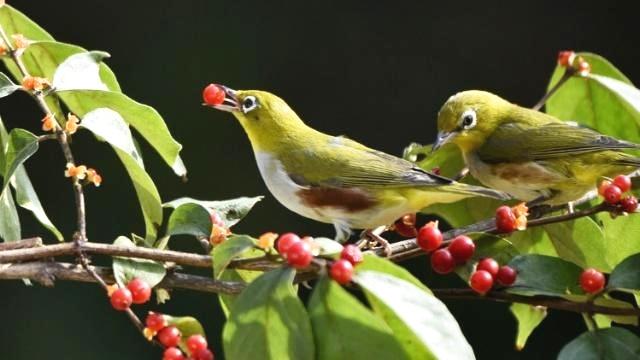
[434,90,640,205]
[206,85,508,241]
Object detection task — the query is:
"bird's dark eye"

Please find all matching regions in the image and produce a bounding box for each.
[460,109,477,129]
[241,96,259,113]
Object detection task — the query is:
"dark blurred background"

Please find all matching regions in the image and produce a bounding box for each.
[1,1,638,359]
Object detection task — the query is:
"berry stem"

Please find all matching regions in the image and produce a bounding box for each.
[532,67,575,111]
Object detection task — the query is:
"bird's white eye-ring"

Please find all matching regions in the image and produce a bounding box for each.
[460,109,477,130]
[241,96,259,113]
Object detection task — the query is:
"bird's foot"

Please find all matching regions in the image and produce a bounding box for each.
[357,227,392,257]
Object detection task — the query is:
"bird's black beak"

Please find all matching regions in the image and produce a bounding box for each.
[431,131,454,152]
[205,85,240,112]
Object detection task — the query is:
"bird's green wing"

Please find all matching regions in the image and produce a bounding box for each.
[285,136,508,199]
[477,122,640,163]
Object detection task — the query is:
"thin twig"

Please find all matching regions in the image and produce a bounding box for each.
[432,288,640,316]
[532,68,575,111]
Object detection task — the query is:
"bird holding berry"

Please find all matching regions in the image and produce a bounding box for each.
[203,84,508,243]
[434,90,640,205]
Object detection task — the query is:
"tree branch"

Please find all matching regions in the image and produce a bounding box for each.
[432,288,640,316]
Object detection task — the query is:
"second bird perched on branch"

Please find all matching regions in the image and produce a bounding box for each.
[434,90,640,205]
[204,85,508,243]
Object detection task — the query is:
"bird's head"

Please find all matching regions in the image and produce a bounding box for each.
[433,90,512,153]
[205,85,306,151]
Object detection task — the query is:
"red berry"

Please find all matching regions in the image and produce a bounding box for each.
[127,278,152,304]
[330,259,354,284]
[430,248,455,274]
[163,347,185,360]
[416,223,443,252]
[340,244,363,265]
[394,214,417,237]
[603,184,623,204]
[580,268,606,294]
[157,326,182,348]
[145,312,167,331]
[495,205,517,233]
[285,241,313,268]
[469,270,494,294]
[476,258,499,277]
[277,233,301,255]
[431,167,441,175]
[187,334,208,353]
[621,196,639,213]
[557,50,575,67]
[598,180,612,196]
[496,266,517,286]
[202,84,225,106]
[110,287,132,311]
[192,348,215,360]
[448,235,475,264]
[613,175,632,192]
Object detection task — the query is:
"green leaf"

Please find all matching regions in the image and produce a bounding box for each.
[52,51,111,91]
[57,90,184,176]
[546,52,640,143]
[510,303,546,351]
[0,6,54,42]
[608,253,640,293]
[11,166,62,240]
[558,327,640,360]
[218,266,262,316]
[543,217,611,271]
[507,254,583,297]
[111,236,166,288]
[81,109,161,244]
[223,267,314,360]
[80,108,143,165]
[308,277,408,360]
[596,212,640,267]
[0,184,20,242]
[356,253,430,292]
[166,203,211,238]
[1,128,38,191]
[212,234,257,278]
[403,142,466,179]
[164,196,263,228]
[0,129,39,242]
[355,271,475,360]
[0,72,20,98]
[165,315,205,355]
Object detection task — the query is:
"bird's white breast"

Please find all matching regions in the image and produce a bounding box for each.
[254,151,330,223]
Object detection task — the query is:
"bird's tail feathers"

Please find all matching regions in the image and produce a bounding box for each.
[441,182,511,201]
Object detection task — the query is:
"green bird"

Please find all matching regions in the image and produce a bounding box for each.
[206,85,508,241]
[434,90,640,205]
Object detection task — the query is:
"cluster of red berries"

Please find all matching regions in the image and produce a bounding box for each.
[110,278,152,311]
[203,84,226,106]
[469,258,517,294]
[557,50,591,76]
[599,175,638,212]
[277,233,315,269]
[145,312,214,360]
[495,203,528,233]
[329,244,363,284]
[579,268,606,294]
[415,222,516,294]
